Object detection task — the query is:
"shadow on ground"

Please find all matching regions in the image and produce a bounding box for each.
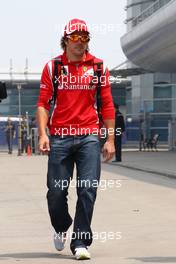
[128,256,176,263]
[0,252,74,260]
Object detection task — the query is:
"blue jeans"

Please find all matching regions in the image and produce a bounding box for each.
[47,134,101,253]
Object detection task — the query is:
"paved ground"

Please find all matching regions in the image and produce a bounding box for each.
[113,150,176,178]
[0,152,176,263]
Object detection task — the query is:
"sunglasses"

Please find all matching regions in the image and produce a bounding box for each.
[67,34,90,43]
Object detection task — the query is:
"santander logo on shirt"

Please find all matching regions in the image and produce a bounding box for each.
[53,67,107,91]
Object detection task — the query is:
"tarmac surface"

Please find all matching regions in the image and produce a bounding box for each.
[114,149,176,178]
[0,150,176,263]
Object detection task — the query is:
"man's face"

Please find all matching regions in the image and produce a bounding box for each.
[65,31,89,57]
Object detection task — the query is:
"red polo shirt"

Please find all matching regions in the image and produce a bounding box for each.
[37,51,115,135]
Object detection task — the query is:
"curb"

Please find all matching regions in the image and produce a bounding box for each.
[110,162,176,180]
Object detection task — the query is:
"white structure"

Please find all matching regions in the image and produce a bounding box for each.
[120,0,176,142]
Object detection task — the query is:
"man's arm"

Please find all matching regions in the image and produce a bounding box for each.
[36,61,54,152]
[102,119,115,161]
[36,106,50,152]
[100,68,115,161]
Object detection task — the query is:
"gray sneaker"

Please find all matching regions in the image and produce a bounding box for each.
[54,232,67,251]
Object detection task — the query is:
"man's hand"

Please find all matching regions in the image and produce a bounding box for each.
[102,140,115,162]
[38,134,50,153]
[36,107,50,153]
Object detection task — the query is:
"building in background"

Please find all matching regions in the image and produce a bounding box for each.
[121,0,176,142]
[0,73,40,147]
[0,80,40,118]
[111,81,127,116]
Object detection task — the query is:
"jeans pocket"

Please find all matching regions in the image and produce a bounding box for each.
[87,134,100,142]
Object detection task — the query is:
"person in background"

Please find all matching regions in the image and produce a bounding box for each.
[4,117,16,154]
[113,104,125,162]
[21,115,27,154]
[29,117,37,154]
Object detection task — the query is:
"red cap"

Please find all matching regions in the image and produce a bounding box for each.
[64,18,89,36]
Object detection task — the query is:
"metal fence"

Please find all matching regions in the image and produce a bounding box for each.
[126,97,176,143]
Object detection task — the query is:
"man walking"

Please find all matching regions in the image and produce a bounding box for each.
[37,18,115,260]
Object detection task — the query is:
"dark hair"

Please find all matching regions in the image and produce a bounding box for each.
[60,36,67,50]
[60,36,90,51]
